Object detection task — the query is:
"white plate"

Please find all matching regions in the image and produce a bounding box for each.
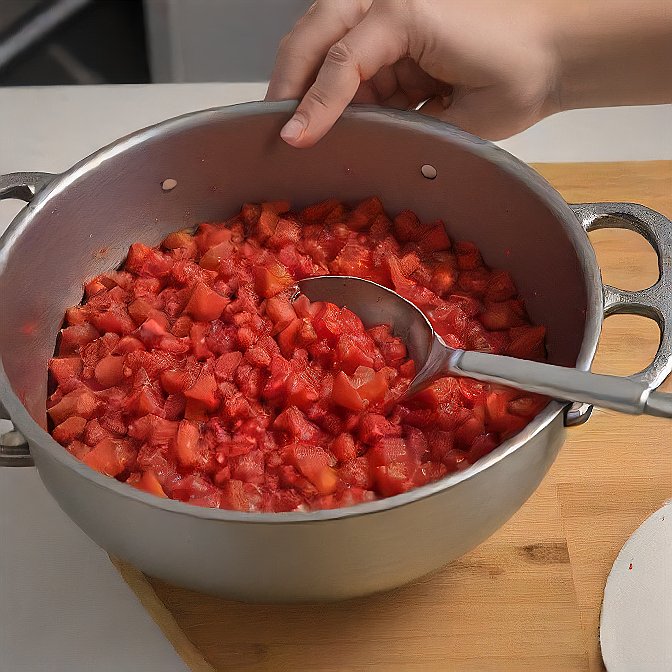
[600,502,672,672]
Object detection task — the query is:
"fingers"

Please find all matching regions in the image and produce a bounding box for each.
[266,0,370,102]
[280,10,408,147]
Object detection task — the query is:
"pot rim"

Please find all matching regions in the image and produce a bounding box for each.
[0,101,603,523]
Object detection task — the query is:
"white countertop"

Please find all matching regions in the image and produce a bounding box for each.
[0,82,670,672]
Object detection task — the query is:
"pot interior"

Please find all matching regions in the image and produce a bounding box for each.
[0,105,595,429]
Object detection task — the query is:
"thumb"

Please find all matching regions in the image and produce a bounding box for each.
[280,11,407,148]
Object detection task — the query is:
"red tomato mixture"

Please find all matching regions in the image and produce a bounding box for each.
[47,197,548,512]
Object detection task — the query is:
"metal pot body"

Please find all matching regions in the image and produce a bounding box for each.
[1,103,669,601]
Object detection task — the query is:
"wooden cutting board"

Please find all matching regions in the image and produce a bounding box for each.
[113,161,672,672]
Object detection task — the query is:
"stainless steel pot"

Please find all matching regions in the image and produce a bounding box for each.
[1,102,670,602]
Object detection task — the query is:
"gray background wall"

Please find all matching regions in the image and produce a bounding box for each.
[144,0,313,83]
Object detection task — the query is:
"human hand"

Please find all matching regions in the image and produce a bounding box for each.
[266,0,672,148]
[266,0,560,147]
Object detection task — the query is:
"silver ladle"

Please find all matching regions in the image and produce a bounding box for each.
[296,276,672,418]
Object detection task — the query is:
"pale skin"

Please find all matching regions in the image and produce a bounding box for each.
[266,0,672,147]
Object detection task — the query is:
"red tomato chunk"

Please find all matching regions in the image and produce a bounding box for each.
[48,198,549,512]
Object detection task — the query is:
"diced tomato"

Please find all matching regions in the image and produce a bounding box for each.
[393,210,423,242]
[337,457,371,488]
[330,239,380,282]
[49,357,83,386]
[162,229,197,258]
[399,360,416,379]
[455,241,483,270]
[254,260,294,298]
[214,351,243,382]
[332,371,365,411]
[367,437,410,469]
[128,298,154,325]
[125,243,173,277]
[52,415,87,444]
[300,198,341,223]
[183,282,230,322]
[311,302,342,344]
[373,462,412,496]
[175,420,202,467]
[190,322,213,360]
[485,270,517,302]
[214,479,247,511]
[420,222,451,252]
[292,295,319,320]
[507,325,547,360]
[443,449,470,472]
[485,389,517,432]
[335,335,374,374]
[114,336,145,354]
[358,413,401,444]
[130,470,168,498]
[508,394,548,418]
[352,366,388,404]
[83,438,135,477]
[455,416,485,448]
[286,444,339,495]
[479,299,527,331]
[265,296,297,333]
[273,406,322,442]
[129,415,179,445]
[184,371,219,415]
[94,355,125,388]
[330,433,357,462]
[48,388,101,426]
[351,196,384,226]
[468,433,499,463]
[194,222,235,253]
[229,450,265,485]
[430,263,458,296]
[65,440,91,460]
[83,418,113,446]
[59,324,100,354]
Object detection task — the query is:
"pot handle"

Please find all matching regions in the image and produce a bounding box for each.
[0,172,56,202]
[0,172,56,466]
[0,401,33,467]
[567,202,672,424]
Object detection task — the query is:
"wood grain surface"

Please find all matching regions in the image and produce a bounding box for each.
[113,161,672,672]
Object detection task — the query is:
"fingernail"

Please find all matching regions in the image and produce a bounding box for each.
[280,116,305,143]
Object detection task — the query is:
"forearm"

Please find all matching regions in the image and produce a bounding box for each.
[549,0,672,111]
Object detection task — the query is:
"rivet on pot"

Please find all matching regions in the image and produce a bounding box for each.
[421,164,437,180]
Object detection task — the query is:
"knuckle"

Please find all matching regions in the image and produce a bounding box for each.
[326,40,355,67]
[306,86,330,109]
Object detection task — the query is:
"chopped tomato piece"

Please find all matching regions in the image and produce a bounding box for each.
[184,282,230,322]
[254,261,294,298]
[94,355,125,388]
[52,415,87,444]
[332,371,365,411]
[83,438,135,477]
[49,357,83,386]
[175,420,202,467]
[184,371,219,414]
[287,444,339,495]
[131,470,168,497]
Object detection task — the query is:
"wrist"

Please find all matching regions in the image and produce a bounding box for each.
[545,0,672,112]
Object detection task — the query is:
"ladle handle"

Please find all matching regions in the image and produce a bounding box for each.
[451,349,671,417]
